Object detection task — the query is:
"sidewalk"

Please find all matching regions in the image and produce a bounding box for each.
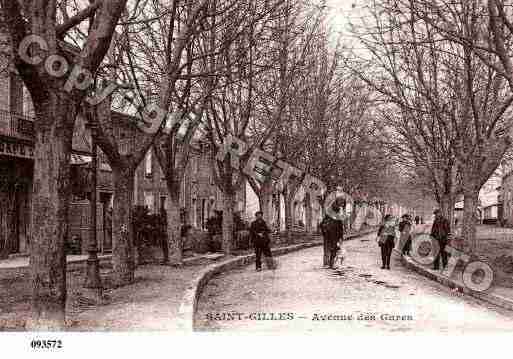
[400,224,513,311]
[0,227,375,331]
[0,249,232,331]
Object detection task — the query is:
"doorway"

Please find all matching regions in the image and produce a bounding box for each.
[0,156,32,258]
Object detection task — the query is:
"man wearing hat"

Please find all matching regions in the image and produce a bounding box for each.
[250,210,275,271]
[430,209,451,270]
[320,197,346,268]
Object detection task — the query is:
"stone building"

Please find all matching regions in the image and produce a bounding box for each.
[134,139,247,231]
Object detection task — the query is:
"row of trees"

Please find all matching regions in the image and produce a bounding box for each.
[89,0,392,272]
[347,0,513,253]
[0,0,391,330]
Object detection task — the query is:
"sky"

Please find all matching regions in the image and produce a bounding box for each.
[324,0,371,51]
[326,0,365,32]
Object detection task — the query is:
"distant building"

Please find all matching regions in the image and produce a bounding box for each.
[481,189,500,224]
[134,139,246,231]
[454,175,501,225]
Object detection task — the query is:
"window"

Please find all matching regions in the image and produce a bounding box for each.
[192,199,197,228]
[9,74,23,114]
[22,85,35,117]
[194,157,199,174]
[181,178,186,207]
[202,199,206,229]
[145,150,152,177]
[160,196,167,213]
[144,191,154,213]
[190,157,199,181]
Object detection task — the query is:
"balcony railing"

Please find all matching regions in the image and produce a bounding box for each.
[0,109,35,141]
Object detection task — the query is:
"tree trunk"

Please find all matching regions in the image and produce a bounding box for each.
[353,203,367,232]
[27,99,75,330]
[112,167,135,286]
[167,194,182,265]
[462,187,479,253]
[350,203,359,231]
[305,193,313,233]
[258,196,264,216]
[284,194,293,243]
[260,190,272,225]
[222,190,236,255]
[275,192,282,232]
[440,194,455,231]
[320,197,326,218]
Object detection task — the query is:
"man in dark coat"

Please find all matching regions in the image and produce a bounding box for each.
[431,209,451,270]
[249,211,274,271]
[320,199,345,268]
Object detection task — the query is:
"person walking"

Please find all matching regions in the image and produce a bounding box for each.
[399,214,412,256]
[414,215,420,225]
[320,198,345,269]
[249,211,275,271]
[431,209,451,270]
[377,214,396,269]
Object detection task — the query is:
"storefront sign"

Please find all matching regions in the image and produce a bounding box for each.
[0,138,34,159]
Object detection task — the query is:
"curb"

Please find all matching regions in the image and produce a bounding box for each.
[67,255,112,271]
[0,255,113,275]
[398,251,513,311]
[178,228,377,332]
[0,252,227,274]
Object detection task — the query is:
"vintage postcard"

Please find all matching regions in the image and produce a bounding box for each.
[1,0,513,355]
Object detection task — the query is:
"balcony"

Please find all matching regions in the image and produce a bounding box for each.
[0,109,35,141]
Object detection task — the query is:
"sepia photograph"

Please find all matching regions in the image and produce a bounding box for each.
[0,0,513,355]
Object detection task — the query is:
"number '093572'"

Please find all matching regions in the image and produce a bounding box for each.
[30,339,63,350]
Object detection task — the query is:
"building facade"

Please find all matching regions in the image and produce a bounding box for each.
[0,43,36,258]
[134,139,247,231]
